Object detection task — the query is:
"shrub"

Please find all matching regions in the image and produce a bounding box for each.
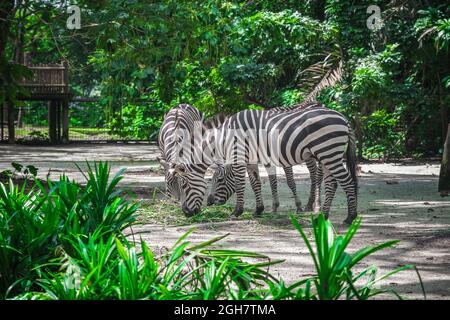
[0,161,138,298]
[1,162,417,300]
[289,214,413,300]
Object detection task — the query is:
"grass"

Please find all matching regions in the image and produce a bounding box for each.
[137,198,253,226]
[135,191,308,228]
[13,126,124,141]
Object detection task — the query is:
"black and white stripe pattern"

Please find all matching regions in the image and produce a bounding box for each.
[173,105,358,224]
[157,104,203,201]
[207,102,335,214]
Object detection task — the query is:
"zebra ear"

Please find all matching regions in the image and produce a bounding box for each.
[174,164,186,174]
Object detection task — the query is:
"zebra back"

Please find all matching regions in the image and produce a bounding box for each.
[158,104,204,162]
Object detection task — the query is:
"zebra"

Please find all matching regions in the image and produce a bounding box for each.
[170,106,358,224]
[157,104,204,201]
[207,160,319,215]
[207,101,333,214]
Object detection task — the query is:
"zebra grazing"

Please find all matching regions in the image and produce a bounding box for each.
[207,160,317,214]
[207,101,333,214]
[157,104,204,201]
[171,106,358,224]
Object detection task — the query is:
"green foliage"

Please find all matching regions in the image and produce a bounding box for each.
[0,179,61,298]
[2,1,449,154]
[46,162,137,244]
[0,61,32,105]
[0,161,137,298]
[362,109,405,159]
[1,162,415,300]
[0,162,38,179]
[108,102,164,140]
[289,214,413,300]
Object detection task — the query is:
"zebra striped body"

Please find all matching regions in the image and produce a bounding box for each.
[157,104,203,201]
[207,102,333,214]
[173,106,358,223]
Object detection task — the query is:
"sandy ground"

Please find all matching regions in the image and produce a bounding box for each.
[1,143,449,299]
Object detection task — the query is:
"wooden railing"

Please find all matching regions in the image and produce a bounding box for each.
[19,54,69,95]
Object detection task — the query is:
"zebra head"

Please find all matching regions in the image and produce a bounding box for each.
[207,163,236,206]
[173,163,208,217]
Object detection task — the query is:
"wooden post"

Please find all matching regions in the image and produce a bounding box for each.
[48,100,57,143]
[7,101,15,144]
[62,100,69,143]
[0,102,3,141]
[63,60,69,94]
[439,123,450,196]
[56,100,61,142]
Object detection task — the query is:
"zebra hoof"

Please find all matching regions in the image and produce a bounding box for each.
[232,208,244,217]
[296,207,305,213]
[272,202,280,213]
[343,215,356,225]
[304,205,314,212]
[254,205,264,217]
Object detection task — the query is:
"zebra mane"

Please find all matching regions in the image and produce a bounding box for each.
[174,109,180,128]
[203,112,227,130]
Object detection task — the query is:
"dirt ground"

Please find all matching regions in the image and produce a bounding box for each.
[1,143,449,299]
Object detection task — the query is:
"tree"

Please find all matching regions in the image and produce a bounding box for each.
[439,123,450,195]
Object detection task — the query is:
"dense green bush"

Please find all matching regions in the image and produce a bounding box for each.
[0,162,136,297]
[2,1,448,153]
[362,109,405,159]
[108,102,165,140]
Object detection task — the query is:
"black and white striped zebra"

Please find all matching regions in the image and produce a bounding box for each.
[157,104,204,201]
[207,160,318,214]
[171,106,358,224]
[207,102,332,214]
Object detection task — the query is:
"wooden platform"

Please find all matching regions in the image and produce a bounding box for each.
[2,54,72,144]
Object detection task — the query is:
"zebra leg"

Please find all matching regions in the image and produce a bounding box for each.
[321,171,338,219]
[305,158,318,212]
[320,161,357,224]
[283,166,303,213]
[247,165,265,216]
[314,164,324,213]
[231,164,247,217]
[265,165,279,213]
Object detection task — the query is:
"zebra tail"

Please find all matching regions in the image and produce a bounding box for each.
[346,125,358,195]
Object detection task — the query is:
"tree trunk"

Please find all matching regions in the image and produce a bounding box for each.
[48,101,57,143]
[439,123,450,195]
[62,100,69,143]
[0,1,15,60]
[354,112,364,161]
[17,107,24,127]
[438,73,448,144]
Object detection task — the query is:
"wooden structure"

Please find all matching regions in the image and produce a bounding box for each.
[1,54,72,144]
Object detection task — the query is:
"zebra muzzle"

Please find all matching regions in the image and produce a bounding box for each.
[207,195,215,206]
[182,203,200,216]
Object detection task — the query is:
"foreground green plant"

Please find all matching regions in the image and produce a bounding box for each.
[288,214,414,300]
[0,161,137,298]
[14,230,280,300]
[1,162,417,300]
[0,179,60,297]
